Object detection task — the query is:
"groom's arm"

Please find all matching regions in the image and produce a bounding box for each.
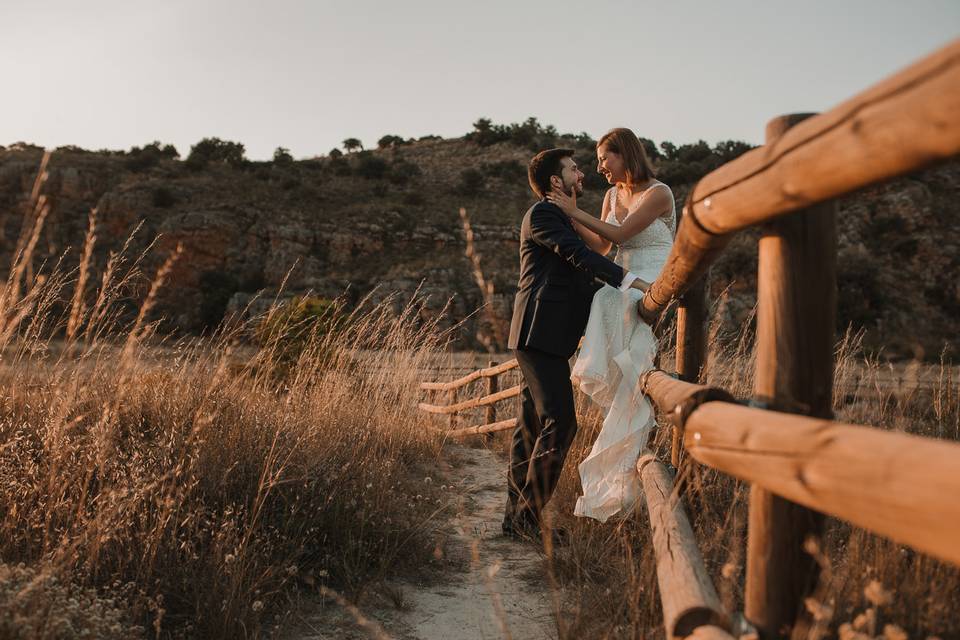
[529,205,647,290]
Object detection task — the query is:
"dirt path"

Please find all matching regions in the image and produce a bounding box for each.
[290,444,558,640]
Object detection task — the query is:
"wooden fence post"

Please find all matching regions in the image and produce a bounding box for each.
[485,360,498,441]
[673,276,708,466]
[447,388,457,429]
[745,113,837,639]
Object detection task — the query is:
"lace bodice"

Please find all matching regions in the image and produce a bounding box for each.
[606,183,675,280]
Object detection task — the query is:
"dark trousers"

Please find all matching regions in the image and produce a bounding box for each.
[503,347,578,529]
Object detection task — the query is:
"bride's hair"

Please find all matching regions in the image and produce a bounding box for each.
[597,128,657,185]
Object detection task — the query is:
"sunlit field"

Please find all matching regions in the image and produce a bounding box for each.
[0,168,455,637]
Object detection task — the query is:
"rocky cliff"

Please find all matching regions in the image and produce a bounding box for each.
[1,139,957,358]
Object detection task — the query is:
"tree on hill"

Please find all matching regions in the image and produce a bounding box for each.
[328,148,343,159]
[342,138,363,153]
[655,139,755,184]
[124,141,179,172]
[377,134,408,149]
[186,138,247,169]
[273,147,294,165]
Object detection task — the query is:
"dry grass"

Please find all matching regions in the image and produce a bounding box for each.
[545,303,960,639]
[0,159,453,638]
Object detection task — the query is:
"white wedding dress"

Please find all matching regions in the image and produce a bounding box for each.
[572,182,675,522]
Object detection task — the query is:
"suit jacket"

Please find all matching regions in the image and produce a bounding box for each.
[508,200,626,358]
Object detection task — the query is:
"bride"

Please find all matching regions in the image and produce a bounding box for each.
[546,128,675,522]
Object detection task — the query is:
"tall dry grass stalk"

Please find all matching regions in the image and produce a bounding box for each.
[459,207,507,351]
[546,290,960,639]
[0,155,453,638]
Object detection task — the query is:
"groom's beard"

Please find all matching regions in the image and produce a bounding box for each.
[563,182,583,197]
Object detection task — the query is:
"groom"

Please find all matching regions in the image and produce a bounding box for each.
[503,148,647,543]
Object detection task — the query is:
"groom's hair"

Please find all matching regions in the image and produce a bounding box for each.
[528,148,575,199]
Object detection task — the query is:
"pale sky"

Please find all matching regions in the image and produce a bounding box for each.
[2,0,957,159]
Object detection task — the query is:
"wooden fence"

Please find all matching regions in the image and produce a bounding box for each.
[417,40,960,640]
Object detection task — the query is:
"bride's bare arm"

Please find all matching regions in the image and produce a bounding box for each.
[548,186,672,245]
[570,190,613,255]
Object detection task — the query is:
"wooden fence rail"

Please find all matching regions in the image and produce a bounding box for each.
[684,401,960,567]
[640,39,960,325]
[416,39,960,640]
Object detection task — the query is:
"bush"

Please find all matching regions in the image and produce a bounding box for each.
[329,155,351,176]
[354,154,389,179]
[342,138,363,153]
[273,146,294,165]
[151,186,176,208]
[377,134,408,149]
[482,159,525,181]
[656,139,755,185]
[388,159,421,185]
[126,141,179,172]
[254,296,337,371]
[54,144,90,154]
[465,116,559,149]
[836,246,889,330]
[186,137,247,169]
[456,168,485,195]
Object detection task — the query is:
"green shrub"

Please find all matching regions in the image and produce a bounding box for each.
[354,154,388,179]
[255,296,338,374]
[482,159,525,181]
[187,137,247,169]
[377,134,408,149]
[456,168,485,195]
[273,146,294,165]
[388,159,421,184]
[342,138,363,153]
[151,186,176,208]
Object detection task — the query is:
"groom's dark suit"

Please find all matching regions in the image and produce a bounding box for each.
[504,199,627,534]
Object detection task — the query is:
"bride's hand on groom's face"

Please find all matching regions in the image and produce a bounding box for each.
[546,187,577,215]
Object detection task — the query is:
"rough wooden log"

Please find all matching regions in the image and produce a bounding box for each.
[745,113,837,640]
[688,625,737,640]
[638,454,731,639]
[447,388,457,429]
[640,39,960,324]
[418,384,521,414]
[444,417,518,438]
[485,360,499,442]
[419,359,518,391]
[485,360,498,424]
[684,402,960,568]
[640,370,734,426]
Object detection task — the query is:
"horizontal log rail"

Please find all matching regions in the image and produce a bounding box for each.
[680,401,960,566]
[641,39,960,323]
[640,370,736,425]
[419,359,518,391]
[443,417,518,438]
[418,383,521,414]
[638,454,731,639]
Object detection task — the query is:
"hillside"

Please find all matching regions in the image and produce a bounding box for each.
[1,131,957,358]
